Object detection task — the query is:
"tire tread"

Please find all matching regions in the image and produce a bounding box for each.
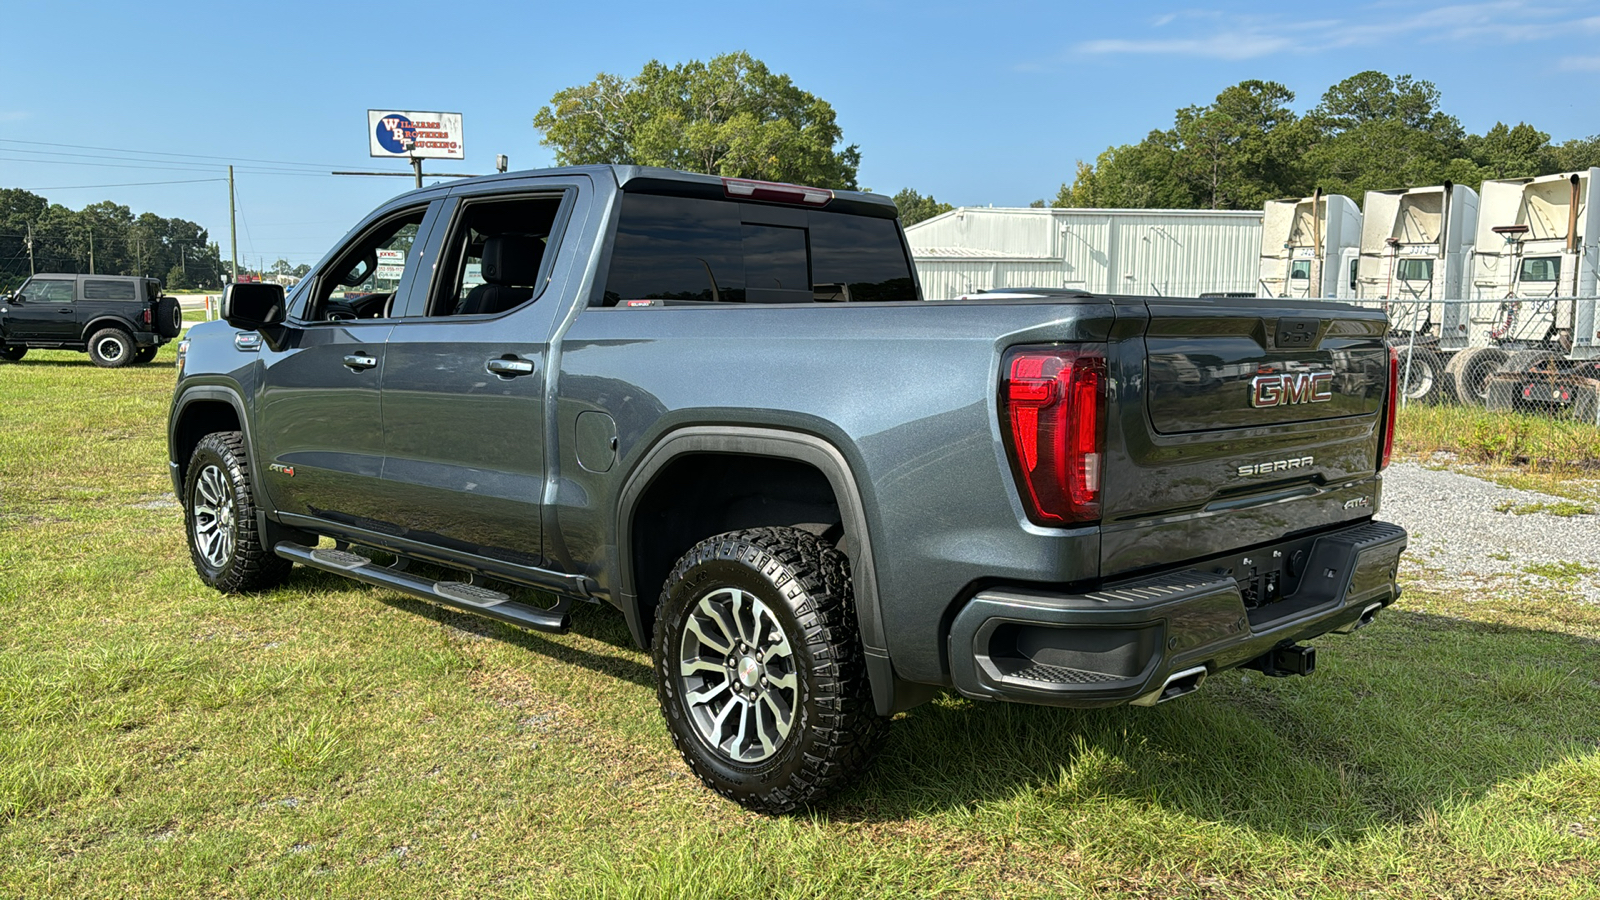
[654,527,888,814]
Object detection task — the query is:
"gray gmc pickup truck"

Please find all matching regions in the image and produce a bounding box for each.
[168,165,1407,813]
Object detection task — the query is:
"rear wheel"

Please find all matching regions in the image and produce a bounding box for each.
[87,328,134,368]
[1445,347,1508,407]
[184,431,292,593]
[653,527,887,814]
[0,346,25,362]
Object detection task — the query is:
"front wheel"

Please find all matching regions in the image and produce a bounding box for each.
[184,431,292,593]
[653,527,888,814]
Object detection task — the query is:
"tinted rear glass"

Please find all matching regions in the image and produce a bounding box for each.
[83,279,137,300]
[601,194,916,306]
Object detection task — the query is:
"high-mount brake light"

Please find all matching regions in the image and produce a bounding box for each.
[722,177,833,207]
[1000,346,1108,525]
[1380,344,1399,471]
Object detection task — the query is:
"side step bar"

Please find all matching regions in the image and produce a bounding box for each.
[276,543,571,634]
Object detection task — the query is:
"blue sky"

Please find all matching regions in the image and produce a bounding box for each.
[4,0,1598,268]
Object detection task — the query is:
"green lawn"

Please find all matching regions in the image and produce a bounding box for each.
[2,349,1597,898]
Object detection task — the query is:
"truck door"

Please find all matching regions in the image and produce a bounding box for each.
[6,276,77,340]
[253,201,440,529]
[375,182,580,568]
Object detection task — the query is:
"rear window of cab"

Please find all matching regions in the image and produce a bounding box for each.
[601,194,917,306]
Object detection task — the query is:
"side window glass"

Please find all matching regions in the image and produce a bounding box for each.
[1289,260,1312,281]
[22,280,75,303]
[1519,257,1559,283]
[83,279,136,300]
[424,194,567,317]
[307,209,426,322]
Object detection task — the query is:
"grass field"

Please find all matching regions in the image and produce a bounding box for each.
[2,350,1598,898]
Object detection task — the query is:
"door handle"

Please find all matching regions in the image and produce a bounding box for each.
[486,357,535,377]
[342,353,378,371]
[59,308,73,314]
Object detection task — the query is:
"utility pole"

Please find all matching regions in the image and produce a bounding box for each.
[88,229,95,275]
[25,222,34,276]
[411,156,422,189]
[228,165,238,283]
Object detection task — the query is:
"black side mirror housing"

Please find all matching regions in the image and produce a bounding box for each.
[222,283,287,331]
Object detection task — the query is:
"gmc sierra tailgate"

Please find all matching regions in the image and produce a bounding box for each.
[1101,296,1391,579]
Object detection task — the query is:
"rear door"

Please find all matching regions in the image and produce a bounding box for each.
[253,201,440,528]
[374,177,582,567]
[1100,296,1390,577]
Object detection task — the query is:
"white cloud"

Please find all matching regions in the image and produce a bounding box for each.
[1069,2,1597,60]
[1558,55,1600,71]
[0,111,30,123]
[1077,34,1296,61]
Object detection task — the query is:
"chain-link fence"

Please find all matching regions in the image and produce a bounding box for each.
[1339,296,1600,423]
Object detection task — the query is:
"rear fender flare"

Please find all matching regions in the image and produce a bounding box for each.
[80,315,142,344]
[615,426,895,712]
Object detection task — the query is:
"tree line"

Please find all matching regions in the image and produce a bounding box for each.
[1043,71,1600,214]
[1,188,230,292]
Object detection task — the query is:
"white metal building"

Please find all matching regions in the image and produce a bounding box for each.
[904,207,1263,300]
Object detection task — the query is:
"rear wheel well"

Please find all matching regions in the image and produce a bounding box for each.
[174,399,242,484]
[81,316,139,343]
[629,454,843,641]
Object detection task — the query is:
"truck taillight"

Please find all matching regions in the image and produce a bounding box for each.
[1380,345,1398,470]
[1000,346,1107,525]
[143,308,152,326]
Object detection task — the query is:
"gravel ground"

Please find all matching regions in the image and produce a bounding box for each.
[1380,461,1600,603]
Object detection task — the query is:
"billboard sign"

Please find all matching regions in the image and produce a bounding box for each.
[374,248,407,282]
[367,110,464,160]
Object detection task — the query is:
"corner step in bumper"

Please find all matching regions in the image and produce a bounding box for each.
[278,542,570,634]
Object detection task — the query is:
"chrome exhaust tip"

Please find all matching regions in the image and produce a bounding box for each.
[1333,601,1385,635]
[1130,665,1208,707]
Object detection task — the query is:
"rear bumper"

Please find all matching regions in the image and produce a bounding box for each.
[947,519,1407,708]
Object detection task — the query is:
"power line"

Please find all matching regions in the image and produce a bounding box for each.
[0,137,353,171]
[19,178,229,190]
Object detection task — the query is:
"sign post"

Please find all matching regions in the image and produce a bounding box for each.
[366,110,465,187]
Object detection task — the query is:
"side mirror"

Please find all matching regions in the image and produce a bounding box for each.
[221,282,286,330]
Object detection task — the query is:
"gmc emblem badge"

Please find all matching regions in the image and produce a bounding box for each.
[1250,371,1334,408]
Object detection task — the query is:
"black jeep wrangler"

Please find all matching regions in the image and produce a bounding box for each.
[1,274,183,367]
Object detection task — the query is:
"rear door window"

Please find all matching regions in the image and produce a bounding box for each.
[600,193,916,306]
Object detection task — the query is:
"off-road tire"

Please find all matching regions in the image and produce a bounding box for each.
[0,346,24,362]
[654,527,888,814]
[1445,346,1508,406]
[184,431,292,593]
[155,296,182,338]
[87,327,135,368]
[133,345,159,365]
[1393,345,1451,405]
